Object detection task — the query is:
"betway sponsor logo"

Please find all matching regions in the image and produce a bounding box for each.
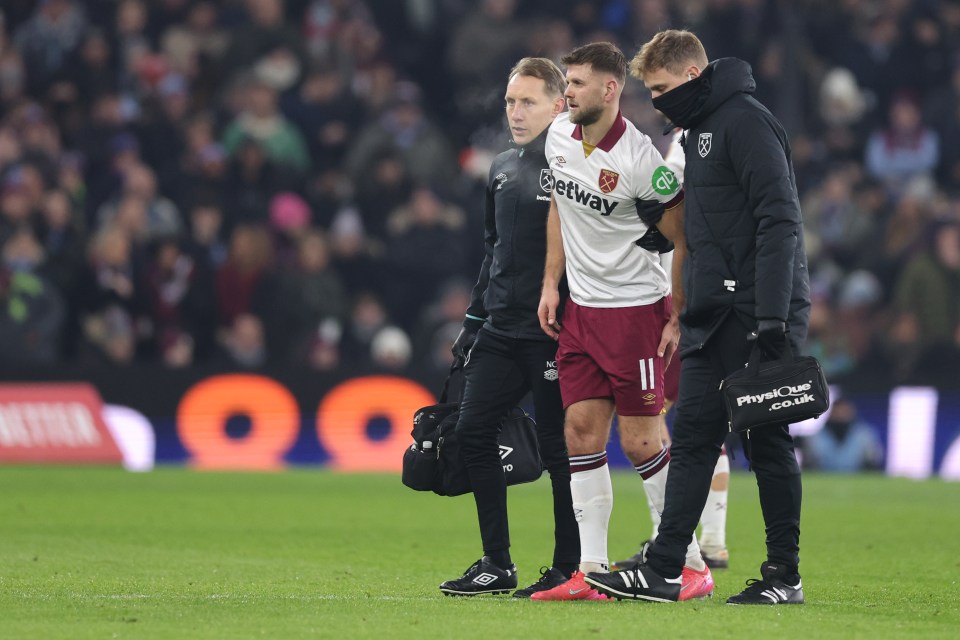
[554,179,618,216]
[735,382,815,411]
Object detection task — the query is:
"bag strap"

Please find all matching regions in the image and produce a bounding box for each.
[439,357,466,403]
[745,337,796,375]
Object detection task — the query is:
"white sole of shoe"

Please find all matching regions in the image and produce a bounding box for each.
[582,576,677,603]
[439,588,512,596]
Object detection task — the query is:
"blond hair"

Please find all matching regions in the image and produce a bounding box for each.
[630,30,708,80]
[509,57,567,97]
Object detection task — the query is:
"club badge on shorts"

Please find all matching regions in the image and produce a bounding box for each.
[698,132,712,158]
[599,168,619,193]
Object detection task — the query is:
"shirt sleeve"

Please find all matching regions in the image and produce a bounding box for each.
[664,129,686,183]
[634,140,684,225]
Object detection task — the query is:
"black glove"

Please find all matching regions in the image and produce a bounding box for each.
[636,198,667,226]
[451,318,484,361]
[751,318,787,359]
[634,224,674,253]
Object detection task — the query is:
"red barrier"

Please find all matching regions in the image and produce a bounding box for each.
[0,383,122,464]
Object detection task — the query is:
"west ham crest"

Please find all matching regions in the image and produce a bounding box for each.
[540,169,554,193]
[698,132,712,158]
[599,168,619,194]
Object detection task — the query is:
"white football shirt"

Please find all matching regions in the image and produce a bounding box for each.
[546,111,683,307]
[658,128,687,287]
[664,128,686,180]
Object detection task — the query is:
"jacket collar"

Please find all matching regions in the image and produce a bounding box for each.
[516,126,549,156]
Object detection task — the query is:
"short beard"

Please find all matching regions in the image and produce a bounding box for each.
[570,103,603,126]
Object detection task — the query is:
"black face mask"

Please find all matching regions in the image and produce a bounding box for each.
[652,76,707,131]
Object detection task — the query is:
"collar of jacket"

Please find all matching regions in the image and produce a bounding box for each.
[515,127,549,157]
[656,57,756,133]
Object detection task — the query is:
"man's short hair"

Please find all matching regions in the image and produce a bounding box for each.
[630,30,709,79]
[509,57,566,97]
[560,42,627,84]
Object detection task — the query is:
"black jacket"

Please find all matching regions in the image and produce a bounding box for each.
[666,58,811,356]
[465,129,562,341]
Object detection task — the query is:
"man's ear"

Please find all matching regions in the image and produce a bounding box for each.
[604,79,619,102]
[553,96,565,116]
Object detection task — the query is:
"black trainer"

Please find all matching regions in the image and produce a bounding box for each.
[583,563,681,602]
[439,556,518,596]
[512,566,569,599]
[726,561,804,605]
[611,540,651,571]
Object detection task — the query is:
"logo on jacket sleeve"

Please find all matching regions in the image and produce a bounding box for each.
[698,132,712,158]
[540,169,554,193]
[599,168,619,193]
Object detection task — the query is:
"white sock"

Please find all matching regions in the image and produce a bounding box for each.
[635,448,669,541]
[569,452,612,571]
[579,561,607,574]
[637,449,704,571]
[699,451,730,554]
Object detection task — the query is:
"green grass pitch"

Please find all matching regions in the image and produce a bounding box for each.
[1,467,958,639]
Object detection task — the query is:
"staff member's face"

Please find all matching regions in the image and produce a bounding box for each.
[505,74,564,145]
[564,64,612,126]
[642,66,700,99]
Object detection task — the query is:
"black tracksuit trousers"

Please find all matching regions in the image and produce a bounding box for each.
[647,313,803,577]
[456,328,580,567]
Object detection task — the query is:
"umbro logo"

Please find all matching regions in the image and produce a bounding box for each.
[498,445,514,460]
[472,572,499,586]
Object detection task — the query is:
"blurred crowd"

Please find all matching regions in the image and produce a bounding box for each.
[1,0,959,387]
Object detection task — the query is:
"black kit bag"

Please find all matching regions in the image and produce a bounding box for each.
[401,363,461,492]
[720,341,829,434]
[402,359,544,496]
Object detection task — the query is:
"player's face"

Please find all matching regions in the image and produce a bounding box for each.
[564,64,606,126]
[643,66,694,99]
[504,74,562,145]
